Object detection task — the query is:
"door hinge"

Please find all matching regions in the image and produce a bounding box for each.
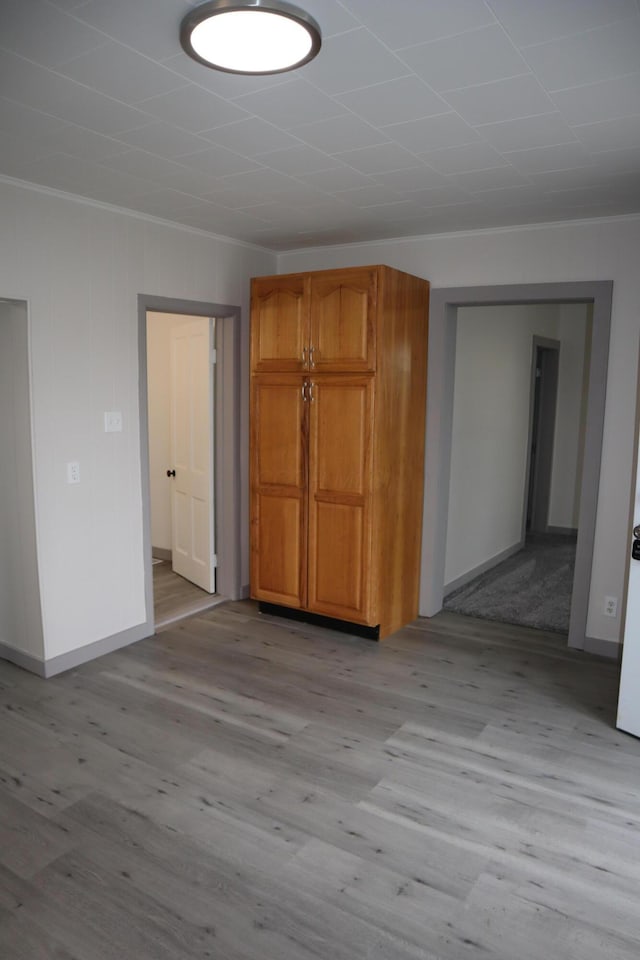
[212,554,218,568]
[211,348,217,364]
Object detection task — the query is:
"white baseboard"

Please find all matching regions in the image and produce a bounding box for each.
[0,622,154,679]
[42,622,154,677]
[583,635,620,660]
[0,642,46,676]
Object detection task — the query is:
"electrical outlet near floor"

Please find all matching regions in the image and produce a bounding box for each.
[66,461,80,484]
[604,595,618,618]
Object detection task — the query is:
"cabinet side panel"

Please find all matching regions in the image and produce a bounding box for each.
[374,267,429,637]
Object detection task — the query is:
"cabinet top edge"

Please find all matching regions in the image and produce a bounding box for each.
[251,265,430,285]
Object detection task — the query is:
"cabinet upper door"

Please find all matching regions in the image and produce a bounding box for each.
[309,267,377,372]
[251,275,309,372]
[307,376,375,625]
[250,375,307,609]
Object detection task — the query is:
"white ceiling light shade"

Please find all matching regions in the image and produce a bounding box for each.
[180,0,322,75]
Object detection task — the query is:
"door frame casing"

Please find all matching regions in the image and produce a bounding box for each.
[138,294,242,630]
[420,281,613,652]
[0,296,46,674]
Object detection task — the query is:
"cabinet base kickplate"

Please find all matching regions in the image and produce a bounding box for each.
[258,602,380,641]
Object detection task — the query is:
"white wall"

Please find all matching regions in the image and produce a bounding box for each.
[0,178,275,663]
[278,214,640,644]
[146,312,207,554]
[0,300,44,660]
[445,304,558,587]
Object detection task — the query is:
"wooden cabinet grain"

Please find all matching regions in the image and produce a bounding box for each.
[309,268,376,372]
[250,265,429,639]
[307,375,374,624]
[250,274,307,372]
[250,375,307,608]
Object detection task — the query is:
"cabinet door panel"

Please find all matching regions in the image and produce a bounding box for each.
[312,502,366,615]
[310,268,376,372]
[250,376,307,607]
[307,377,374,623]
[251,275,308,372]
[254,494,304,603]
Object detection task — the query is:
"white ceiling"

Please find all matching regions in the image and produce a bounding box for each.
[1,0,640,250]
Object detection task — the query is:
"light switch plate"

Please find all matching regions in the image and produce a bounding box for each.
[104,411,123,432]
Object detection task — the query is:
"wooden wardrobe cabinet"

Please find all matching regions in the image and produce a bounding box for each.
[250,265,429,640]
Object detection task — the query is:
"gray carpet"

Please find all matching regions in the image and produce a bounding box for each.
[443,535,576,634]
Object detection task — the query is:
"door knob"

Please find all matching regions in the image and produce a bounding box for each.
[634,524,640,539]
[167,469,176,477]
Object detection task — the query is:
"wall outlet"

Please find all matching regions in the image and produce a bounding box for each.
[104,411,123,432]
[604,595,618,618]
[66,461,80,484]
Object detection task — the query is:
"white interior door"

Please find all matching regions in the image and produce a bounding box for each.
[617,376,640,735]
[618,568,640,736]
[170,319,216,593]
[617,519,640,736]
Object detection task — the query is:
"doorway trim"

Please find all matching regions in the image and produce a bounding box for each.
[138,294,242,632]
[420,280,613,653]
[0,296,46,675]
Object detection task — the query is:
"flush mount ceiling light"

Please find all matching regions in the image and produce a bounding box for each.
[180,0,321,75]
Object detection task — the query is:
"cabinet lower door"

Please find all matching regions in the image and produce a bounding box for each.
[250,376,307,608]
[307,376,374,624]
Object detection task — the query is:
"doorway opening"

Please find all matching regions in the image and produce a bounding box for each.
[527,338,561,536]
[138,294,242,635]
[421,281,612,654]
[441,306,591,636]
[146,311,218,628]
[0,298,45,673]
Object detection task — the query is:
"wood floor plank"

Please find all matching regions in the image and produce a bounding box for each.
[0,862,37,912]
[0,913,82,960]
[281,837,478,958]
[0,792,75,879]
[0,601,636,959]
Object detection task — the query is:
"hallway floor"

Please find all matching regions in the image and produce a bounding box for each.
[444,534,577,634]
[152,560,222,629]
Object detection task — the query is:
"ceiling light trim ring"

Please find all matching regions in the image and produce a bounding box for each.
[180,0,322,75]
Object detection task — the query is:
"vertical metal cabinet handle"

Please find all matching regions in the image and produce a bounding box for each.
[309,381,315,403]
[302,345,307,366]
[309,345,315,368]
[301,382,307,402]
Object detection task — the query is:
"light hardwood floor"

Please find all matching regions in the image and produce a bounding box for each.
[152,559,222,628]
[0,602,635,960]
